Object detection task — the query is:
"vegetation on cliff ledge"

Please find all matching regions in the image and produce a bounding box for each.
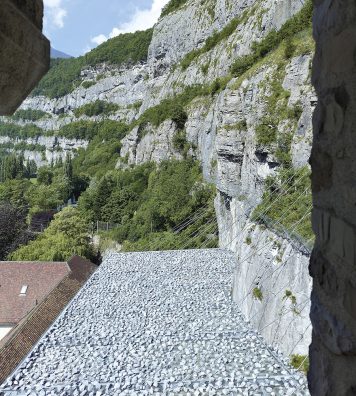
[74,100,119,118]
[11,109,48,121]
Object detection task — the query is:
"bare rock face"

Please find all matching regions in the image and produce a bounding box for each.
[0,0,49,115]
[148,0,304,77]
[309,0,356,393]
[120,121,183,165]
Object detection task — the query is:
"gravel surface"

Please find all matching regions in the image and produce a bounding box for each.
[0,249,309,395]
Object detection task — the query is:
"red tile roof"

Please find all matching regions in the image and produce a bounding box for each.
[0,262,70,324]
[0,256,97,384]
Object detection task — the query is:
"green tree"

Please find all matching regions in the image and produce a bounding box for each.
[0,179,31,208]
[10,207,94,261]
[0,154,26,181]
[25,159,37,178]
[64,153,73,181]
[37,166,54,185]
[26,184,63,214]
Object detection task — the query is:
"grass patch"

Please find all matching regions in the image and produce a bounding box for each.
[290,354,309,374]
[253,287,263,301]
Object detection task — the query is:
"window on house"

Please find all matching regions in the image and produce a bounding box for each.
[19,285,28,296]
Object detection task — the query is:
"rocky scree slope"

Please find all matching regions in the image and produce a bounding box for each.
[0,0,314,358]
[1,250,308,395]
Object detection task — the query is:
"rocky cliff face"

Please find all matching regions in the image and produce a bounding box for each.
[3,0,313,357]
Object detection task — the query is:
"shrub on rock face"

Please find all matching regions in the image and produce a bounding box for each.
[255,121,277,146]
[138,100,188,130]
[173,130,190,156]
[82,81,96,89]
[290,354,309,374]
[171,105,188,130]
[253,287,263,301]
[231,54,257,77]
[284,37,296,59]
[11,109,48,121]
[0,122,43,139]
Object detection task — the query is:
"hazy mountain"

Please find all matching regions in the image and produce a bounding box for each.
[50,47,72,59]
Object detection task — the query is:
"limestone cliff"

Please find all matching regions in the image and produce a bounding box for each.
[1,0,314,357]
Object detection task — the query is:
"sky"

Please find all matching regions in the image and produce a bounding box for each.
[43,0,170,57]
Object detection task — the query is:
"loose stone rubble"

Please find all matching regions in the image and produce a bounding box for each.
[0,249,308,395]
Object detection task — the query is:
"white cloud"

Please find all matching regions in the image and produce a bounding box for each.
[91,34,108,46]
[91,0,169,46]
[44,0,67,29]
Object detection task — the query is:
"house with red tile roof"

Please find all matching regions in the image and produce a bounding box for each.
[0,256,96,384]
[0,261,70,340]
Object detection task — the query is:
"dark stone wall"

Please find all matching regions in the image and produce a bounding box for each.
[309,0,356,394]
[9,0,44,29]
[0,0,49,115]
